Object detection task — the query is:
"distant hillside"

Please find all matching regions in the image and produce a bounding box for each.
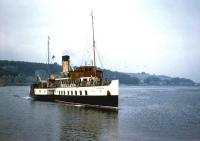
[0,60,60,86]
[128,72,196,86]
[0,60,198,86]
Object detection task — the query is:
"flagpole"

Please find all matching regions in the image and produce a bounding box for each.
[48,36,50,77]
[91,11,96,67]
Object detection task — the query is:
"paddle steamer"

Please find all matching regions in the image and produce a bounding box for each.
[30,13,118,108]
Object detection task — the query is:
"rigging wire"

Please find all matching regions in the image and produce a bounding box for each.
[80,37,89,66]
[95,46,104,68]
[80,43,93,66]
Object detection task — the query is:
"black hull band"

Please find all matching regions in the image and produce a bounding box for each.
[31,95,118,107]
[33,95,55,101]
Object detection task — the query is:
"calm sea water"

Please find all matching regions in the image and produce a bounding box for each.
[0,86,200,141]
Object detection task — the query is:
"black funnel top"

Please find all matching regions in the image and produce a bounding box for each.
[62,55,70,61]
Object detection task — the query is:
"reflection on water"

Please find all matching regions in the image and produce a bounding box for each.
[0,86,118,141]
[57,106,118,141]
[1,86,200,141]
[26,101,118,141]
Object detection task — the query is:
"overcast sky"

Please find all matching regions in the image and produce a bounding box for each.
[0,0,200,82]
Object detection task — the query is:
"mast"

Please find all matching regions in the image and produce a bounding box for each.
[91,11,96,67]
[48,36,50,76]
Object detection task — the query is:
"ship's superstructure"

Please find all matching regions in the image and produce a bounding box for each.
[30,12,118,108]
[30,55,118,107]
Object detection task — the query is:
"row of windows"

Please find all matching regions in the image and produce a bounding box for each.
[58,90,88,96]
[61,79,81,84]
[39,90,46,93]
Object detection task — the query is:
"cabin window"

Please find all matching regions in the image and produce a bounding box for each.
[64,91,65,95]
[59,91,60,95]
[75,91,77,95]
[85,90,88,95]
[68,91,69,95]
[71,91,73,95]
[61,91,63,95]
[80,91,82,95]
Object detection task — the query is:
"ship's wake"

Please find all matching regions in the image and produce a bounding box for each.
[23,96,32,100]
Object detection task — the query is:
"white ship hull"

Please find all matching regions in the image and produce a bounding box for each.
[30,80,118,107]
